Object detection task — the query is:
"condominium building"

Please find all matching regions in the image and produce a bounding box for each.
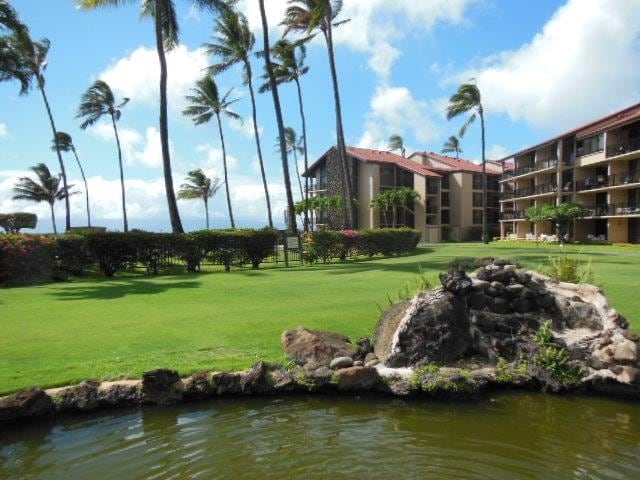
[303,146,502,242]
[499,103,640,244]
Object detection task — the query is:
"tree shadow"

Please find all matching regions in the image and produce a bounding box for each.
[49,275,202,301]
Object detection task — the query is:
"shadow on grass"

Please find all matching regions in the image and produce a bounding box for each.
[49,275,202,301]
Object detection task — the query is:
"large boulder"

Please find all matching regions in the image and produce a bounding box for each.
[334,366,379,391]
[141,369,183,405]
[375,289,471,368]
[0,388,55,422]
[282,327,357,366]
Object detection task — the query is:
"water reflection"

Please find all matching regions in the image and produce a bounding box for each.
[1,393,639,480]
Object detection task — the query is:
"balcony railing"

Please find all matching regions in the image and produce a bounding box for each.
[499,210,526,220]
[512,182,557,199]
[606,137,640,158]
[306,178,328,192]
[500,158,558,180]
[576,172,640,191]
[582,203,640,217]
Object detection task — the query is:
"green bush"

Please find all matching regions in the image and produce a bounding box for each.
[0,213,38,233]
[313,230,343,263]
[55,235,93,276]
[236,228,278,269]
[0,234,54,286]
[84,232,138,277]
[540,252,593,283]
[358,228,421,256]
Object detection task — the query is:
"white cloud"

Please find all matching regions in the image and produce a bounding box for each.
[100,45,209,112]
[88,123,170,168]
[236,0,472,80]
[229,116,262,140]
[0,122,9,139]
[358,85,440,148]
[464,0,640,130]
[487,145,509,160]
[195,143,238,177]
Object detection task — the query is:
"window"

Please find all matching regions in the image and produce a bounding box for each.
[441,174,450,190]
[473,175,483,190]
[473,210,482,224]
[427,178,439,195]
[577,134,604,156]
[441,191,450,207]
[473,193,482,207]
[441,209,450,224]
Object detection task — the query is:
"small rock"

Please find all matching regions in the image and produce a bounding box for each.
[486,287,502,298]
[521,287,537,300]
[467,291,488,310]
[439,269,473,295]
[537,293,554,308]
[53,381,100,412]
[511,298,534,314]
[355,337,373,360]
[353,360,364,367]
[330,356,354,370]
[503,284,523,299]
[490,281,505,290]
[365,359,380,368]
[334,366,379,391]
[213,372,242,395]
[268,369,298,392]
[610,365,624,375]
[488,297,511,314]
[364,352,378,363]
[183,372,214,400]
[493,258,512,267]
[613,340,638,362]
[619,366,640,384]
[471,278,490,291]
[622,331,640,342]
[282,327,356,366]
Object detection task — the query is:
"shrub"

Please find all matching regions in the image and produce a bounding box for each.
[339,230,359,260]
[55,235,93,276]
[174,232,209,273]
[463,225,483,241]
[0,234,54,286]
[358,228,421,256]
[0,213,38,233]
[313,230,342,262]
[534,321,584,385]
[540,252,593,283]
[84,232,137,277]
[236,228,278,269]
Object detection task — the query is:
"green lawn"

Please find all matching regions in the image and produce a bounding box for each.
[1,242,638,395]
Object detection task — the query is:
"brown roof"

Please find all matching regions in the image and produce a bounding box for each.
[303,146,441,178]
[410,151,503,174]
[345,147,441,178]
[500,102,640,160]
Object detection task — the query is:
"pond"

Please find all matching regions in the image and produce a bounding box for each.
[1,393,639,479]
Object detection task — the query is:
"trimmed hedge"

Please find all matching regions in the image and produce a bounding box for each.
[0,212,37,233]
[303,228,421,263]
[0,234,54,286]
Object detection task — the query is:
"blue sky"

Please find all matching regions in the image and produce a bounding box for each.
[2,0,640,232]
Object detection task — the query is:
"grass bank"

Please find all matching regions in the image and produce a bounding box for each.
[1,242,637,394]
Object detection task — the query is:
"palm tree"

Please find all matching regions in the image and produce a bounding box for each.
[177,169,222,229]
[259,38,311,231]
[9,34,72,231]
[77,80,130,232]
[441,135,463,159]
[447,81,488,243]
[205,7,274,228]
[0,0,26,33]
[260,0,297,233]
[283,0,354,229]
[183,74,241,228]
[52,132,92,227]
[277,127,305,200]
[78,1,230,233]
[12,163,74,234]
[388,134,406,157]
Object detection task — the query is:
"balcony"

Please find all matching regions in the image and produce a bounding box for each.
[577,172,640,192]
[512,182,557,199]
[606,137,640,158]
[306,178,328,192]
[426,204,438,214]
[500,158,558,180]
[499,210,526,220]
[582,203,640,217]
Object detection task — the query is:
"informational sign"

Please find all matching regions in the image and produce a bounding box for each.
[286,237,299,250]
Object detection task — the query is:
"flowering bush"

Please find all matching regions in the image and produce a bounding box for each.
[0,234,54,286]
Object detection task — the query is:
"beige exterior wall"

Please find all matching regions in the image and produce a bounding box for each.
[413,174,426,239]
[356,162,380,229]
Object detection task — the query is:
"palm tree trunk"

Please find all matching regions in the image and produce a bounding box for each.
[259,0,297,233]
[71,146,91,227]
[292,147,304,200]
[111,115,129,232]
[154,1,183,234]
[245,61,273,228]
[480,108,488,244]
[294,78,310,233]
[49,202,57,235]
[204,198,210,229]
[215,113,235,228]
[324,19,354,229]
[38,78,70,232]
